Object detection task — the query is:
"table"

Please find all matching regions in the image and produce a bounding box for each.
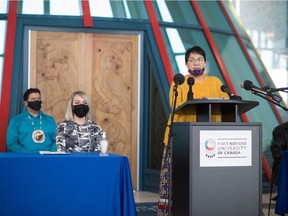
[0,152,136,216]
[276,150,288,215]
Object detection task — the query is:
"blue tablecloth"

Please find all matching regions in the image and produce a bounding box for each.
[276,150,288,215]
[0,152,136,216]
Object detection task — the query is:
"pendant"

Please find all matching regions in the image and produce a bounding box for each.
[32,130,46,143]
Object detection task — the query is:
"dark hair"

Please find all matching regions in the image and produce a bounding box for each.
[185,46,206,63]
[23,88,41,101]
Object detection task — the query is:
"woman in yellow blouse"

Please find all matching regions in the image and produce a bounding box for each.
[158,46,229,215]
[163,46,229,145]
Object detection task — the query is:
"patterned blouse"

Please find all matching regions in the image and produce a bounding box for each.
[56,119,102,152]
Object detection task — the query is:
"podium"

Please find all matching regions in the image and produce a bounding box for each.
[171,100,262,216]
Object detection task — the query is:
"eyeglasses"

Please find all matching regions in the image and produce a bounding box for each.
[188,57,204,64]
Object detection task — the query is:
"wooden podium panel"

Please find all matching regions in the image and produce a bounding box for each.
[172,122,262,216]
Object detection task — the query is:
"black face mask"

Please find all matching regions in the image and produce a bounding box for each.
[27,100,42,111]
[72,104,89,118]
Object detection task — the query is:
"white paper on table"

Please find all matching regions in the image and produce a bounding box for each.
[39,151,70,155]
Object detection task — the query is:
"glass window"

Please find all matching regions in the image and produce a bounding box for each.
[22,0,44,15]
[155,0,198,25]
[165,28,185,54]
[109,0,129,18]
[122,0,131,18]
[213,33,251,87]
[0,20,6,100]
[0,0,8,14]
[0,57,2,97]
[89,0,113,17]
[126,1,147,19]
[0,21,6,55]
[221,1,247,37]
[155,0,173,22]
[231,0,288,118]
[175,55,186,74]
[197,1,232,32]
[50,0,80,16]
[213,32,279,150]
[243,41,271,86]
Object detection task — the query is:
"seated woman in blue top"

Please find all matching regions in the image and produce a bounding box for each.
[56,91,103,152]
[6,88,57,152]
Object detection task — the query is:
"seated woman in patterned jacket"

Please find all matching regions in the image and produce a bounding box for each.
[56,91,104,152]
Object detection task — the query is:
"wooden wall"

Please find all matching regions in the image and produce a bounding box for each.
[30,31,139,189]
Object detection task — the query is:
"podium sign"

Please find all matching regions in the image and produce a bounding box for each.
[172,122,262,216]
[199,130,252,167]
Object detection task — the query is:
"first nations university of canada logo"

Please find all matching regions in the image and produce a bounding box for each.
[205,138,216,158]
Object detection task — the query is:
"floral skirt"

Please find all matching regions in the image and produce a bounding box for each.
[157,143,172,216]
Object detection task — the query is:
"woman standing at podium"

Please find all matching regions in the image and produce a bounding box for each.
[157,46,229,215]
[163,46,229,145]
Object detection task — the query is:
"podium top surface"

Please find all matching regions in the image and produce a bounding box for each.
[175,99,259,115]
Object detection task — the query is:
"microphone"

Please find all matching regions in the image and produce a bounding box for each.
[187,77,195,101]
[241,80,283,105]
[173,73,185,91]
[221,85,242,100]
[221,85,232,97]
[240,80,269,95]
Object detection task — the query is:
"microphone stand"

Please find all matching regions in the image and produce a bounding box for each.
[167,83,179,216]
[251,90,288,111]
[187,83,193,101]
[230,95,242,100]
[268,87,288,93]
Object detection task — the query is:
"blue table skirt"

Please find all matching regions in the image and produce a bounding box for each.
[0,152,136,216]
[276,150,288,215]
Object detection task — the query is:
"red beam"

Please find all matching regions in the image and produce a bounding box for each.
[144,1,174,84]
[81,0,93,27]
[0,0,18,152]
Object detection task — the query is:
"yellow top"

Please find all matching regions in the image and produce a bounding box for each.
[163,75,229,144]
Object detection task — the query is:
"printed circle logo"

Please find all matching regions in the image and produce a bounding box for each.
[205,138,216,158]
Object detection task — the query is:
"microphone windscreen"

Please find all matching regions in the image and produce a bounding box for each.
[187,77,195,85]
[173,73,185,85]
[243,80,253,90]
[220,84,228,92]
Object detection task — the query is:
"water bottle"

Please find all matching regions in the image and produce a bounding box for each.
[100,132,109,156]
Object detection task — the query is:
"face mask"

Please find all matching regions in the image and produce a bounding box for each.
[188,68,205,76]
[72,104,89,118]
[27,100,42,111]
